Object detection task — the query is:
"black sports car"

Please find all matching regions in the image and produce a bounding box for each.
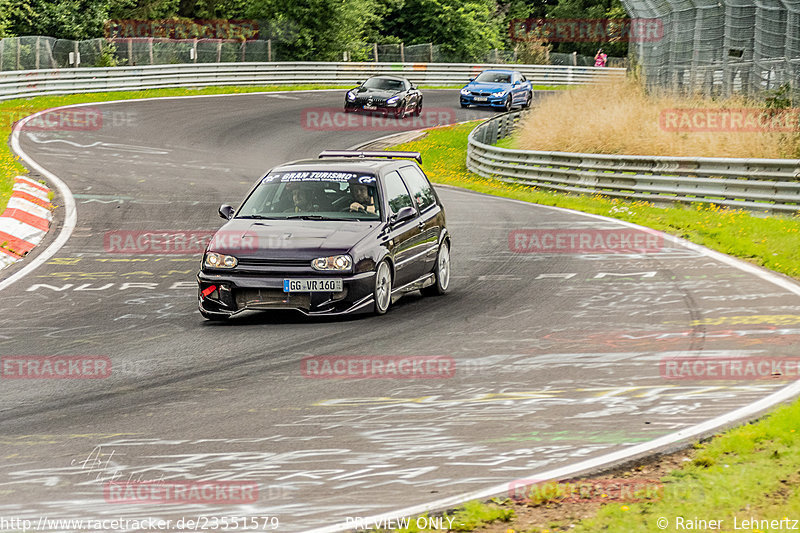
[344,76,423,119]
[197,151,450,319]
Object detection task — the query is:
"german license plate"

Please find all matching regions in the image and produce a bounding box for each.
[283,279,343,292]
[473,97,487,102]
[363,105,377,110]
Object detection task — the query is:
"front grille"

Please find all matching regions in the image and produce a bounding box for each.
[354,97,387,106]
[471,91,492,96]
[237,258,310,268]
[235,289,311,310]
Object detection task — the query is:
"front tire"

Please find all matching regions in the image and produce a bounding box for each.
[421,241,450,296]
[373,260,392,314]
[503,95,512,112]
[394,102,407,120]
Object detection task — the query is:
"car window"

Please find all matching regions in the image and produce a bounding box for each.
[520,74,527,82]
[383,171,414,215]
[475,71,511,84]
[362,77,405,91]
[399,165,435,211]
[237,171,381,221]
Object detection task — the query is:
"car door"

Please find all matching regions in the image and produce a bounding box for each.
[512,72,525,105]
[381,170,425,286]
[398,164,442,275]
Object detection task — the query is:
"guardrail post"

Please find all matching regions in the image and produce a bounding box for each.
[240,40,246,62]
[15,39,20,70]
[400,42,404,63]
[373,43,378,62]
[127,38,133,65]
[148,37,154,65]
[216,40,222,63]
[35,37,40,70]
[192,38,198,63]
[429,43,433,62]
[268,39,272,62]
[0,39,4,71]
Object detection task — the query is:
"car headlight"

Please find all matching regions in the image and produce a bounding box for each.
[386,96,400,106]
[495,89,508,97]
[312,254,352,271]
[347,90,356,101]
[460,88,470,95]
[204,252,238,269]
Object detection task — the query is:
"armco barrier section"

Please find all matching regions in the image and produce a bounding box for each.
[0,62,624,101]
[467,110,800,214]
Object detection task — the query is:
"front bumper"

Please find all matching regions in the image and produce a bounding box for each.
[460,94,508,108]
[344,102,399,115]
[197,269,376,317]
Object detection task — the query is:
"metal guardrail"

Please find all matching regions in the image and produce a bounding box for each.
[0,62,625,101]
[468,110,800,214]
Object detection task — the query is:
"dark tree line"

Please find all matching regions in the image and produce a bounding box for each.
[0,0,628,61]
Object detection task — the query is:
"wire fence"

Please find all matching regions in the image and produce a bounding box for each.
[620,0,800,97]
[0,35,625,71]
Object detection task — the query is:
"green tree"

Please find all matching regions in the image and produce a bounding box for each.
[545,0,628,58]
[9,0,115,39]
[246,0,378,61]
[383,0,504,62]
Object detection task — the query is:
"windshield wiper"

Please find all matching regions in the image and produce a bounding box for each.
[236,215,277,219]
[284,215,359,221]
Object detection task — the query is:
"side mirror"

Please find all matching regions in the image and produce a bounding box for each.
[219,204,235,220]
[411,84,417,90]
[392,206,416,224]
[513,80,519,86]
[469,77,475,82]
[355,80,363,86]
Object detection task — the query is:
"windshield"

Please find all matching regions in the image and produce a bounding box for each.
[362,77,405,91]
[475,71,512,84]
[236,171,381,221]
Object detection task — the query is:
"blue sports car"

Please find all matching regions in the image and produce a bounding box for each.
[460,69,533,111]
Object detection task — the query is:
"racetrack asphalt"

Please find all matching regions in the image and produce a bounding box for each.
[2,89,800,530]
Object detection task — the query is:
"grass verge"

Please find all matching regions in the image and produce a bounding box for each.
[378,122,800,532]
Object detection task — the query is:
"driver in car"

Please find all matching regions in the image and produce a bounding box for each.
[285,187,314,213]
[349,183,376,214]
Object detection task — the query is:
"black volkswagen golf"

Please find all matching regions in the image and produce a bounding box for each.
[197,151,450,320]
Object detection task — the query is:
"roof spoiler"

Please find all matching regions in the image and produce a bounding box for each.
[318,150,422,164]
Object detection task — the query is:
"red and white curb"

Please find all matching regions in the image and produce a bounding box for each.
[0,175,53,270]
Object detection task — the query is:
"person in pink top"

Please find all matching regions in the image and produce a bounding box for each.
[594,48,608,67]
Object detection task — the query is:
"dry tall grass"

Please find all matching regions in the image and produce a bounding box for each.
[515,79,800,159]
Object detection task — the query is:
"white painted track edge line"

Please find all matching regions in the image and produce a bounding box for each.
[0,111,77,292]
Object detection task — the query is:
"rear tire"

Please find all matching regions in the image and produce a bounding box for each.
[414,101,422,116]
[421,241,450,296]
[523,91,532,108]
[373,260,392,314]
